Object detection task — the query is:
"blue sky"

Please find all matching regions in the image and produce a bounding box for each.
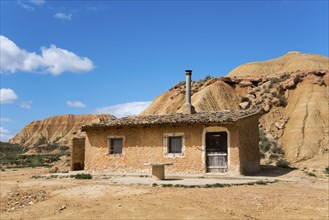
[0,0,328,141]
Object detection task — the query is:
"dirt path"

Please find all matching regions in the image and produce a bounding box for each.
[1,168,328,219]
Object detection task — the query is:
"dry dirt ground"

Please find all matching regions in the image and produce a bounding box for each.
[1,168,328,220]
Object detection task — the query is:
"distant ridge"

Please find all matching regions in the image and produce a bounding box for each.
[9,114,115,147]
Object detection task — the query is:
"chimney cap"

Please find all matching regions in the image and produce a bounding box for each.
[185,70,192,75]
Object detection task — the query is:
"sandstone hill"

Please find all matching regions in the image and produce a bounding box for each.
[142,51,329,169]
[228,51,329,78]
[9,114,115,148]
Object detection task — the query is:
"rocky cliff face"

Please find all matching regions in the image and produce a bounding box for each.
[142,52,329,168]
[9,114,115,147]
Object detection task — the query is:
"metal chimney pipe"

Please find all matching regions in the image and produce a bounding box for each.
[182,70,196,114]
[185,70,192,105]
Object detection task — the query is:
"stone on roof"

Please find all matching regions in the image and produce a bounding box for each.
[81,108,260,131]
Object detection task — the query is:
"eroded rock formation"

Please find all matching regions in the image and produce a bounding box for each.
[9,114,115,147]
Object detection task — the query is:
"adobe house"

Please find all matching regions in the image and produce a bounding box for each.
[74,70,260,175]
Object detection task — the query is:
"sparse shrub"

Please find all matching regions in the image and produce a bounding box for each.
[32,175,43,179]
[59,146,69,151]
[74,173,92,179]
[271,145,283,154]
[204,75,213,81]
[213,183,224,188]
[280,73,289,81]
[255,180,267,185]
[294,75,302,83]
[270,78,279,84]
[269,154,279,159]
[324,166,329,175]
[152,183,158,187]
[279,95,288,107]
[30,156,41,168]
[264,88,270,94]
[259,128,271,153]
[306,172,316,177]
[34,136,47,147]
[276,158,290,168]
[162,184,173,187]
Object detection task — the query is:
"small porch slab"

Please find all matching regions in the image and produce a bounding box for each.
[144,162,174,180]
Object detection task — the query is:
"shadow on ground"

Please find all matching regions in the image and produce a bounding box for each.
[252,165,296,177]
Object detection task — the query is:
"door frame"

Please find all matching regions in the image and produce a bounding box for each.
[202,126,230,173]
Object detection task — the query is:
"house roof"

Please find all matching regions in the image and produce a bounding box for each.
[81,108,260,131]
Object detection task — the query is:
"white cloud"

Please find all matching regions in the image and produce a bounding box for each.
[0,133,13,142]
[19,101,32,109]
[0,127,13,142]
[17,1,34,11]
[30,0,45,5]
[0,127,10,134]
[94,101,152,118]
[66,101,86,108]
[17,0,45,11]
[0,35,94,75]
[54,12,72,21]
[0,118,12,122]
[0,88,18,104]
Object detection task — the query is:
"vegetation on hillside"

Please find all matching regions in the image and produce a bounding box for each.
[0,142,69,170]
[259,128,290,168]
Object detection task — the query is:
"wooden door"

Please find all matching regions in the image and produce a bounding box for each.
[206,132,228,172]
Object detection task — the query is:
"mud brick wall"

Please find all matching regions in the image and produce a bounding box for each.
[71,137,86,171]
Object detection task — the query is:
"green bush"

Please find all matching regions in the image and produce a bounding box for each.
[255,180,267,185]
[270,78,279,84]
[279,95,288,107]
[306,172,316,177]
[276,158,290,168]
[0,142,26,155]
[204,75,213,81]
[30,156,41,167]
[34,136,47,147]
[259,128,271,153]
[74,173,92,179]
[280,73,289,81]
[271,145,283,154]
[59,146,69,151]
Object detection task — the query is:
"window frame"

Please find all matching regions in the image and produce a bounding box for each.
[108,136,124,155]
[163,133,185,158]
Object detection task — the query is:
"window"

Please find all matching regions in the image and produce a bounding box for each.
[168,136,182,153]
[109,138,123,154]
[163,133,184,157]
